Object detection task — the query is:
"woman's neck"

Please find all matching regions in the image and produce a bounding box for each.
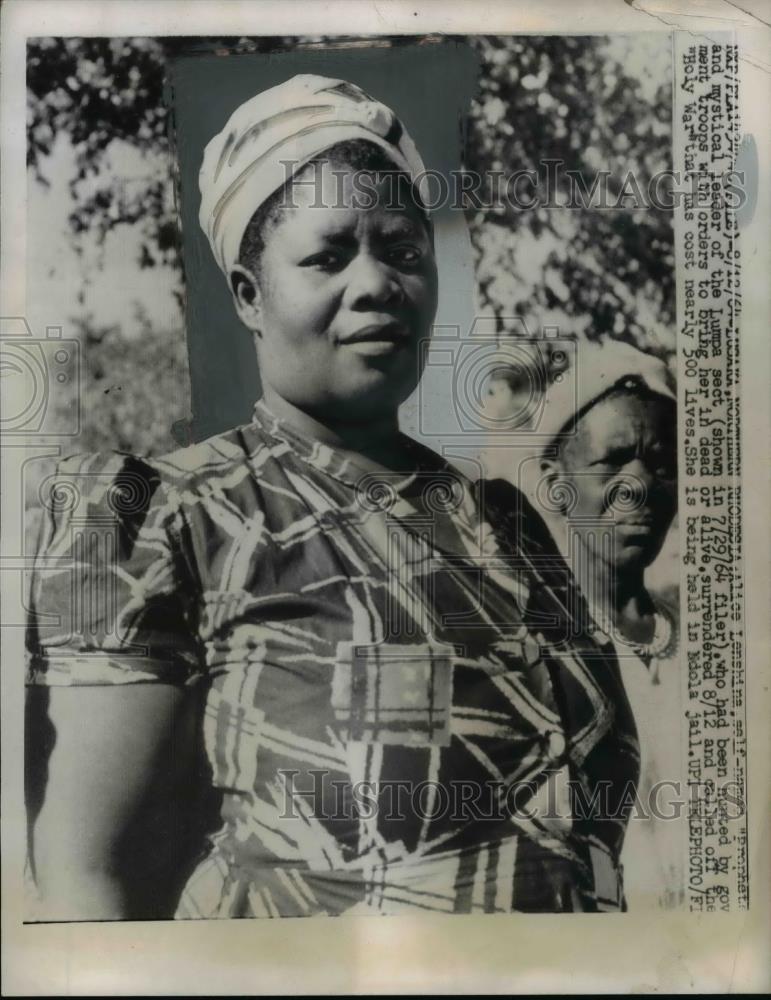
[576,542,655,645]
[260,387,411,471]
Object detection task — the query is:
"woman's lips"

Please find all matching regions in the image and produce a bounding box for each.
[615,520,656,536]
[339,323,408,355]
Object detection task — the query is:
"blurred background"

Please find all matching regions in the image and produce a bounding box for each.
[26,32,675,458]
[14,28,684,687]
[23,33,677,596]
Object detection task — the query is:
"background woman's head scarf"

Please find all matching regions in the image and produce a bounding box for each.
[536,339,676,455]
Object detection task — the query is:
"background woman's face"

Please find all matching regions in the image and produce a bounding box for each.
[248,160,437,422]
[555,391,677,573]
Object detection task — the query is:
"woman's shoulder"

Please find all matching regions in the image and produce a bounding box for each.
[39,450,166,526]
[473,476,560,556]
[152,424,256,491]
[37,423,264,529]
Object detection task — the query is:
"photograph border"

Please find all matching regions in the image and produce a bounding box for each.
[2,1,769,995]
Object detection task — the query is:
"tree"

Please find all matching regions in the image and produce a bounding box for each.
[28,36,674,355]
[462,35,675,358]
[26,36,300,459]
[28,34,674,353]
[26,34,675,464]
[28,37,179,277]
[27,36,296,284]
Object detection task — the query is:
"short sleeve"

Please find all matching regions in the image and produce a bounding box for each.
[25,452,204,687]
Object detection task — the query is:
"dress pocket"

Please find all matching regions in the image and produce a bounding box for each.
[331,641,455,747]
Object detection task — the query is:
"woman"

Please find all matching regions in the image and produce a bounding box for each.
[486,339,683,909]
[26,75,638,919]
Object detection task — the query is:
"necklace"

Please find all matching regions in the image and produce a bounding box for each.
[587,595,679,682]
[627,602,679,682]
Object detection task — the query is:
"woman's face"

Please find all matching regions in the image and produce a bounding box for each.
[235,160,438,424]
[552,391,677,572]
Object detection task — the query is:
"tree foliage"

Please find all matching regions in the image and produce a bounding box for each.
[25,34,675,462]
[67,309,193,454]
[28,36,674,345]
[27,36,294,276]
[28,37,180,272]
[463,35,674,356]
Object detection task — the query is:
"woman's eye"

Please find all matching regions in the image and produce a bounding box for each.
[300,251,344,270]
[386,245,422,267]
[645,447,675,479]
[604,448,635,468]
[591,456,622,471]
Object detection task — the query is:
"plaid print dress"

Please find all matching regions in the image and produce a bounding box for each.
[26,401,639,917]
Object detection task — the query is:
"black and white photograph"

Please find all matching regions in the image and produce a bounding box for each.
[2,0,769,995]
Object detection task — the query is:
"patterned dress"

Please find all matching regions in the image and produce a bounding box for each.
[26,402,639,917]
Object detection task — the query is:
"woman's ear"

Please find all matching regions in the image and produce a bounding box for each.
[539,456,560,485]
[539,456,570,516]
[230,264,263,336]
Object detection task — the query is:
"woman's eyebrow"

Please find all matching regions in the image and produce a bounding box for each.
[311,229,358,247]
[387,215,421,233]
[376,218,424,242]
[590,443,636,464]
[305,217,422,246]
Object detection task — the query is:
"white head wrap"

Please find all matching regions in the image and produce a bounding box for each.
[537,339,676,455]
[198,74,427,277]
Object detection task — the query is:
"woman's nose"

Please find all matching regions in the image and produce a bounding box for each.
[343,254,403,309]
[626,457,654,487]
[606,461,650,512]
